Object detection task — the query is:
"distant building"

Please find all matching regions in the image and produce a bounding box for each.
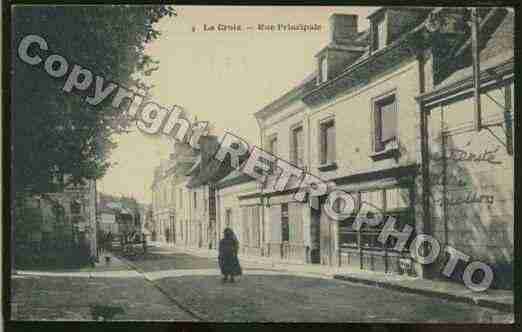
[97,193,143,237]
[151,142,197,245]
[15,177,97,262]
[185,135,236,249]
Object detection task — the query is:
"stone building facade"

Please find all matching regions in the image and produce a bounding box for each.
[151,8,514,288]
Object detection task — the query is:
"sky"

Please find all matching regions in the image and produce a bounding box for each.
[98,6,379,204]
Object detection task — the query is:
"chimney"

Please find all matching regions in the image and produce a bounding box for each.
[329,14,358,45]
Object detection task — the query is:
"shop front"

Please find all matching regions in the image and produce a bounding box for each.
[319,171,418,275]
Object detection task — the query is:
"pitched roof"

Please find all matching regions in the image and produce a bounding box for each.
[215,170,255,189]
[186,135,239,188]
[435,9,513,89]
[253,71,317,119]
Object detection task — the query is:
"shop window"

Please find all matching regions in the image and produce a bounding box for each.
[338,189,414,252]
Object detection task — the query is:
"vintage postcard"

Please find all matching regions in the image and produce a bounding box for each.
[7,4,514,323]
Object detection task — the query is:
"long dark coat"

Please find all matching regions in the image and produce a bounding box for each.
[218,238,242,276]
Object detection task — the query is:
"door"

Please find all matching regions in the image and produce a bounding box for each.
[281,203,289,259]
[170,215,176,244]
[310,202,321,264]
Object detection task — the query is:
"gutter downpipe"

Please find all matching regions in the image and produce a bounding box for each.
[255,116,266,257]
[306,107,312,265]
[417,51,432,279]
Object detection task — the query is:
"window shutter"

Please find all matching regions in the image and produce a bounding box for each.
[270,205,282,242]
[380,99,397,143]
[374,106,383,152]
[377,19,386,49]
[289,203,303,243]
[241,207,248,244]
[326,123,336,162]
[320,124,327,164]
[288,205,294,242]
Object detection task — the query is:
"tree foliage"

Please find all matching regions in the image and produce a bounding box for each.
[12,5,175,194]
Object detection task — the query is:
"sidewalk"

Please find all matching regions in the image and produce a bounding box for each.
[15,252,137,278]
[11,251,197,321]
[169,244,514,313]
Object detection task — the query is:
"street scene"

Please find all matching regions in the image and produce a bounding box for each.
[9,5,514,323]
[11,243,513,322]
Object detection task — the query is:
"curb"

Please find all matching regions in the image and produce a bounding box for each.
[111,252,207,321]
[160,246,514,313]
[333,274,513,313]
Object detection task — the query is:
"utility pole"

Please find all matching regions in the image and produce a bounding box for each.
[471,7,482,131]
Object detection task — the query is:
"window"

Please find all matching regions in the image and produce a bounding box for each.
[320,119,336,164]
[225,209,232,227]
[268,136,278,156]
[338,189,414,252]
[70,201,81,214]
[373,18,387,51]
[373,94,398,153]
[253,206,261,247]
[209,186,216,221]
[242,207,250,246]
[170,216,176,243]
[320,56,328,83]
[53,204,65,223]
[179,189,183,208]
[193,192,197,209]
[291,126,304,167]
[71,216,84,224]
[281,203,289,242]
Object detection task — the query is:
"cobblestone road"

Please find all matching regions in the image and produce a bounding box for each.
[10,246,511,322]
[11,274,196,321]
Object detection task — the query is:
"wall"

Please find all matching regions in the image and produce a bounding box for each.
[261,99,309,167]
[305,58,421,269]
[187,185,210,248]
[151,169,175,244]
[427,82,514,288]
[308,59,421,181]
[216,180,258,248]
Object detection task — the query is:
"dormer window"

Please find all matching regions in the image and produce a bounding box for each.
[320,56,328,83]
[368,8,389,53]
[372,17,387,51]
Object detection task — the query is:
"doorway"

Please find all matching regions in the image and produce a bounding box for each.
[310,201,321,264]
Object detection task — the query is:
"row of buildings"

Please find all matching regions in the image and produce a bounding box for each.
[152,7,514,288]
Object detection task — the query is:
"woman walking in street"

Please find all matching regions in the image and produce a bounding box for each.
[218,227,242,283]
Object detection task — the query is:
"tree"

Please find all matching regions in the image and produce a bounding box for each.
[11,5,176,194]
